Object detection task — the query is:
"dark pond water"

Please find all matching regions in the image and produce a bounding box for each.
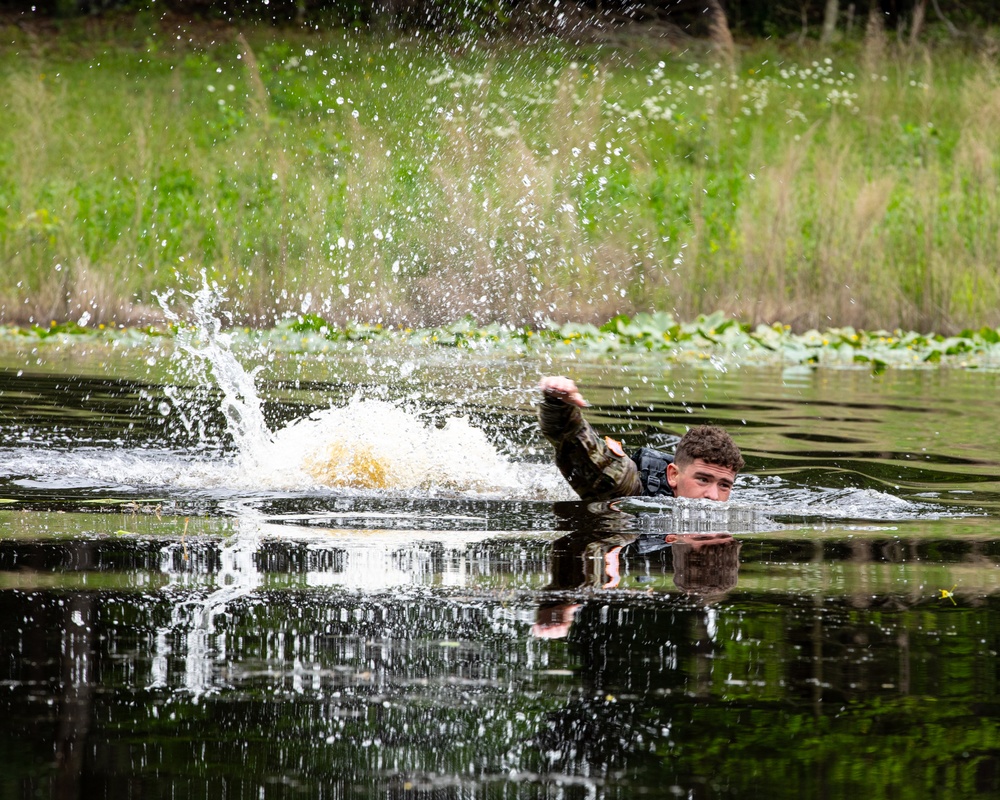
[1,334,999,799]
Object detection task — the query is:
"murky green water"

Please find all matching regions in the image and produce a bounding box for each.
[1,334,999,799]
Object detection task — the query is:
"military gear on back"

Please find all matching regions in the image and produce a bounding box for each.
[631,446,675,498]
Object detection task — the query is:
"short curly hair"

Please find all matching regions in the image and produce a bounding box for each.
[675,425,744,473]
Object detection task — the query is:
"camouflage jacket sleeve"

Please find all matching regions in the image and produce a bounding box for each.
[538,395,643,501]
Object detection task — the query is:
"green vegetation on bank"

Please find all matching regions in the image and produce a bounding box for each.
[2,17,999,333]
[5,311,1000,371]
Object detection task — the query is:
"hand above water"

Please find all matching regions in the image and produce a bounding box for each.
[539,376,588,408]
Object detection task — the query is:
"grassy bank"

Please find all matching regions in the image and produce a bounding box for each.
[1,16,999,332]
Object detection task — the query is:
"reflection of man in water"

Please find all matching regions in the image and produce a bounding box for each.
[530,526,744,779]
[531,525,743,639]
[538,376,744,502]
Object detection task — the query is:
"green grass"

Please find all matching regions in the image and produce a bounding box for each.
[2,17,999,333]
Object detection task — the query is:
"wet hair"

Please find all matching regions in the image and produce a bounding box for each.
[674,425,744,473]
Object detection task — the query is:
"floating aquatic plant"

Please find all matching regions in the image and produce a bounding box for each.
[4,311,1000,371]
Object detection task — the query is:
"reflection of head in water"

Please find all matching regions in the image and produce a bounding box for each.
[669,533,741,598]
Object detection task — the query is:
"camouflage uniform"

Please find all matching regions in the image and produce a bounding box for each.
[538,395,646,501]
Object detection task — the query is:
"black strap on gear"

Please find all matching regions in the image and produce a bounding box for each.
[631,446,675,497]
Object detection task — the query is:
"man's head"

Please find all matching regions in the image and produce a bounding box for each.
[667,425,744,501]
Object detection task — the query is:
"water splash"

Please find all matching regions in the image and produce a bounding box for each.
[149,276,568,499]
[619,496,776,533]
[157,277,273,465]
[615,477,970,529]
[258,396,526,493]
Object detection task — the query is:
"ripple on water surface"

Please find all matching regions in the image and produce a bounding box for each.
[2,341,1000,798]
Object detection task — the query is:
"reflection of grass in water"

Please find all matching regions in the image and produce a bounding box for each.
[3,23,1000,331]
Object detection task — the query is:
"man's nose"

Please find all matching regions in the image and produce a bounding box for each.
[704,483,721,500]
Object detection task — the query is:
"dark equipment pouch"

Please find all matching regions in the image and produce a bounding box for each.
[631,447,675,497]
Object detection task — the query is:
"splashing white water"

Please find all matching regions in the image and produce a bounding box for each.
[0,402,569,498]
[147,276,569,499]
[260,396,527,493]
[157,278,274,464]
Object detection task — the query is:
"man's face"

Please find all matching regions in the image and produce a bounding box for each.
[666,459,736,501]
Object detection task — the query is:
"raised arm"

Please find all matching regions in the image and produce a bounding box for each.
[537,376,643,501]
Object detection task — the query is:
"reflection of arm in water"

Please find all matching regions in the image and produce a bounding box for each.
[602,533,740,598]
[531,523,639,639]
[538,376,745,502]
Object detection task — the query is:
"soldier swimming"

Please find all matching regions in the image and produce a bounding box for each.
[538,375,744,502]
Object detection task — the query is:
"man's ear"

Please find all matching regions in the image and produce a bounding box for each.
[666,461,679,488]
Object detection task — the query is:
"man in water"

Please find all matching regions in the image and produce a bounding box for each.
[538,375,744,502]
